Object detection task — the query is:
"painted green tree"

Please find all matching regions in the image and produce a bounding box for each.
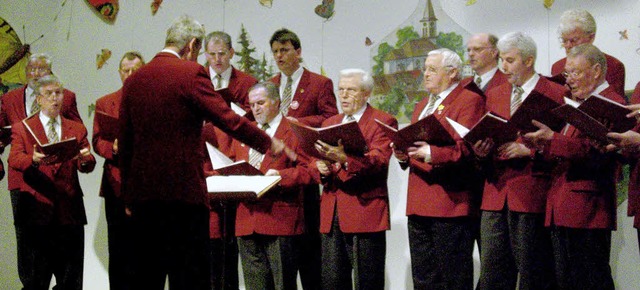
[235,24,258,76]
[372,42,393,76]
[395,26,421,48]
[436,31,465,60]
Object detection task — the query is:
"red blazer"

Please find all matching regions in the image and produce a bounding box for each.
[8,114,95,225]
[119,52,272,207]
[310,105,396,234]
[1,85,82,191]
[92,89,122,198]
[230,118,313,236]
[405,82,485,218]
[212,66,258,157]
[543,88,624,229]
[481,76,568,213]
[270,68,338,127]
[461,68,509,95]
[552,53,626,99]
[626,82,640,228]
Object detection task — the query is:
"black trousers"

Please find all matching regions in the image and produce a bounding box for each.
[11,190,84,290]
[297,188,322,290]
[550,226,614,290]
[477,209,556,290]
[104,194,133,290]
[408,215,478,290]
[209,201,239,290]
[321,209,386,290]
[129,201,211,290]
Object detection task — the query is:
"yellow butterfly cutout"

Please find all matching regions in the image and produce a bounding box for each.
[96,48,112,69]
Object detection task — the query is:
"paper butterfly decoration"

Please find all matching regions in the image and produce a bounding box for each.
[151,0,163,15]
[259,0,273,8]
[0,16,30,92]
[619,29,628,40]
[315,0,335,20]
[86,0,119,22]
[96,48,112,69]
[365,37,373,46]
[465,0,477,6]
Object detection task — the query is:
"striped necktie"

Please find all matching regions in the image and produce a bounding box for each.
[474,75,482,86]
[30,93,40,116]
[281,76,293,115]
[248,123,270,169]
[47,118,59,143]
[420,94,440,119]
[215,74,222,90]
[510,86,524,115]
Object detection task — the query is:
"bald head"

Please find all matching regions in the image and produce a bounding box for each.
[467,33,499,75]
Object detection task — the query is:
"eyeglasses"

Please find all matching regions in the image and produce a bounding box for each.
[466,46,492,53]
[40,89,64,100]
[27,67,51,74]
[562,69,585,80]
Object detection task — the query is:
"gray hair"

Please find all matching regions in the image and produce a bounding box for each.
[339,68,374,92]
[428,48,462,80]
[558,9,596,36]
[27,53,52,70]
[34,74,63,94]
[567,43,607,77]
[497,32,537,62]
[205,31,232,50]
[165,15,205,50]
[250,82,280,103]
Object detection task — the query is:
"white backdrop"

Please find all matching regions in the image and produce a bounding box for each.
[1,0,640,289]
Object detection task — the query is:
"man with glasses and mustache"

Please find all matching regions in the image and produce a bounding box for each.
[525,43,624,290]
[8,74,95,290]
[551,9,625,98]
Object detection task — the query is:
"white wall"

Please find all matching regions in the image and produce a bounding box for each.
[1,0,639,289]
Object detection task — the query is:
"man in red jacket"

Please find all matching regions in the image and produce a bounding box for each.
[393,48,485,290]
[312,68,397,290]
[92,50,144,290]
[550,9,625,98]
[119,15,291,290]
[525,44,622,290]
[9,74,95,290]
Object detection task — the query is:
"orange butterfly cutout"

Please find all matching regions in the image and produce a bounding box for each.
[619,29,628,40]
[151,0,163,15]
[96,49,112,69]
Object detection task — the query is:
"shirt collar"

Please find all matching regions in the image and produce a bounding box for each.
[518,73,540,98]
[262,113,283,138]
[160,48,181,58]
[343,103,367,123]
[281,66,303,84]
[39,111,61,128]
[477,67,498,87]
[209,65,232,80]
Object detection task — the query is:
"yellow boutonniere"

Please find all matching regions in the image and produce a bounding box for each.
[437,104,445,113]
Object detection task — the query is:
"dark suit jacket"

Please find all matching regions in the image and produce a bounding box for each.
[1,85,82,191]
[92,89,122,198]
[405,82,485,218]
[270,68,338,127]
[8,114,95,225]
[229,118,313,236]
[212,66,258,156]
[543,88,625,229]
[119,52,272,207]
[311,105,396,234]
[552,53,626,99]
[481,76,568,213]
